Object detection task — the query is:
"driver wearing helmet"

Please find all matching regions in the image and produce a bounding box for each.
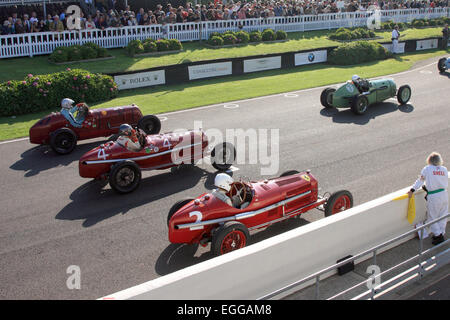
[116,123,142,152]
[212,173,250,209]
[60,98,85,128]
[351,75,370,93]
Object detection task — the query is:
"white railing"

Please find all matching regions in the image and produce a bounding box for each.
[1,8,448,59]
[0,0,72,5]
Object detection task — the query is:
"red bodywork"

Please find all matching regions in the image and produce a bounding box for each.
[79,130,209,178]
[29,105,143,145]
[169,172,325,245]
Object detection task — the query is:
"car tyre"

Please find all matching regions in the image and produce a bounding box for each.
[324,190,353,217]
[50,128,77,155]
[211,142,236,171]
[397,85,412,105]
[437,58,447,73]
[320,88,336,109]
[138,115,161,135]
[167,198,194,227]
[211,221,250,256]
[109,160,142,194]
[351,94,369,115]
[280,170,300,177]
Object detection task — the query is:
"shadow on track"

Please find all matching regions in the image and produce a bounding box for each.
[154,215,311,276]
[9,140,106,177]
[320,102,414,125]
[439,71,450,78]
[55,165,217,227]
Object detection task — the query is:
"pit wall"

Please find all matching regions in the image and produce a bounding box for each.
[101,176,449,299]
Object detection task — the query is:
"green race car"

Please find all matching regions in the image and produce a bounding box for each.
[320,76,412,115]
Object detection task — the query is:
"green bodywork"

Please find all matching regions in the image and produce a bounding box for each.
[332,79,397,108]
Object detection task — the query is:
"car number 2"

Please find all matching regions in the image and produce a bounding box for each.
[189,211,203,230]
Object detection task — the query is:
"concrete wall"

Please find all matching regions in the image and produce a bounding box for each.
[101,178,449,300]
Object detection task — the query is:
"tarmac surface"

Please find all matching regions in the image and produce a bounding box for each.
[0,55,449,299]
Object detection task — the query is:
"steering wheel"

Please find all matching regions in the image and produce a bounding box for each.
[230,182,247,205]
[75,103,89,119]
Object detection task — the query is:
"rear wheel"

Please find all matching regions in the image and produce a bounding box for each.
[167,198,194,227]
[324,190,353,217]
[320,88,336,109]
[438,58,447,73]
[397,85,411,105]
[211,221,250,256]
[280,170,300,177]
[138,115,161,135]
[211,142,236,171]
[50,128,77,155]
[351,95,369,115]
[109,160,142,194]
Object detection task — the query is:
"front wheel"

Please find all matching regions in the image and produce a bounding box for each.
[50,128,77,155]
[397,85,411,105]
[138,115,161,135]
[211,221,250,256]
[320,88,336,109]
[211,142,236,171]
[351,95,369,115]
[324,190,353,217]
[437,58,447,73]
[109,160,142,194]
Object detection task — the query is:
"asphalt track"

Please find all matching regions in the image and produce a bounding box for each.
[1,55,449,299]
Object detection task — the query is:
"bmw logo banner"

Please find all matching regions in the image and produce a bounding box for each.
[295,50,327,66]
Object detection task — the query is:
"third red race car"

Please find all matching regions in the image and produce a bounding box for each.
[79,128,236,194]
[168,170,353,255]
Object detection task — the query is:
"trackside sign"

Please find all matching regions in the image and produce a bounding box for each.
[114,70,166,90]
[188,62,232,80]
[294,50,327,66]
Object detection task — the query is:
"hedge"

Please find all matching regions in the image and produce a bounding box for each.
[207,29,287,47]
[49,42,111,63]
[328,41,392,65]
[126,38,183,56]
[379,17,450,30]
[329,27,376,41]
[0,69,118,117]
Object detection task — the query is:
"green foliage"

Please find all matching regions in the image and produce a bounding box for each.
[328,41,392,65]
[143,39,158,52]
[68,45,83,61]
[80,46,98,60]
[235,31,250,44]
[207,36,224,47]
[0,69,118,117]
[276,30,288,40]
[261,29,276,41]
[329,27,376,41]
[249,31,262,42]
[222,33,237,45]
[49,47,70,63]
[168,39,183,51]
[156,39,170,52]
[126,40,145,56]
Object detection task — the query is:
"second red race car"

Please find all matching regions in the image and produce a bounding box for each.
[168,170,353,255]
[79,127,237,194]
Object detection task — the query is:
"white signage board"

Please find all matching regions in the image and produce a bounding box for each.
[188,62,232,80]
[416,39,438,51]
[243,56,281,73]
[294,50,327,66]
[114,70,165,90]
[381,42,405,53]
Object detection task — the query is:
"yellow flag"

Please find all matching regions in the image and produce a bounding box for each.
[407,194,415,224]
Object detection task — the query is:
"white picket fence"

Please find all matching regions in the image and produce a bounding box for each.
[0,8,448,59]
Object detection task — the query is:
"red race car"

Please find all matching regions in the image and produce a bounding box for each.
[79,129,236,194]
[29,103,160,154]
[168,170,353,255]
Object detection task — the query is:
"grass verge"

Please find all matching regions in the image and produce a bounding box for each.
[0,48,448,142]
[0,27,443,83]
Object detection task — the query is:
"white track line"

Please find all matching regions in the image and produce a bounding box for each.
[0,59,441,145]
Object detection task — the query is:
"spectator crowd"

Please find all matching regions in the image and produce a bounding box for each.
[1,0,449,35]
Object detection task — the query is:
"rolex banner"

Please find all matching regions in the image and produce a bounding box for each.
[115,70,166,90]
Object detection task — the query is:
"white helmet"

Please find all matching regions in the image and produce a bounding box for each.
[352,75,360,82]
[61,98,74,109]
[214,173,234,192]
